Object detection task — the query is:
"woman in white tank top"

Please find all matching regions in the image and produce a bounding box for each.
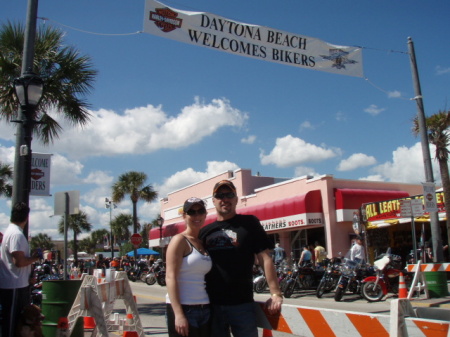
[166,197,212,337]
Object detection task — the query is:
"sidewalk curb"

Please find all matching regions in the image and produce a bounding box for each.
[411,299,450,308]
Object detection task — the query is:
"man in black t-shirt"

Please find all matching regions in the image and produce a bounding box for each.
[199,180,282,337]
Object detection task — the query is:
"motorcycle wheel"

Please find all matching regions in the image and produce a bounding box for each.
[362,281,384,302]
[316,279,327,298]
[284,281,295,298]
[254,278,267,293]
[157,274,166,286]
[146,275,156,285]
[334,286,344,301]
[279,278,288,292]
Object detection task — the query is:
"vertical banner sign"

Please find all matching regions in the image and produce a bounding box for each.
[30,153,52,196]
[143,0,363,77]
[422,182,438,213]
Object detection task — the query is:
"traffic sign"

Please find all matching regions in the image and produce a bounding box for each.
[400,200,412,217]
[410,199,424,216]
[130,233,143,248]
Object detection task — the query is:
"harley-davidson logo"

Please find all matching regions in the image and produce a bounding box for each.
[31,168,44,180]
[149,7,183,33]
[320,49,357,70]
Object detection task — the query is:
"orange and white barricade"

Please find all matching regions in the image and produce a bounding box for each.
[255,299,450,337]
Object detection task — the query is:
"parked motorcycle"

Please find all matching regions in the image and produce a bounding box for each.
[145,259,165,285]
[127,261,149,282]
[334,252,372,302]
[316,257,341,298]
[361,248,409,302]
[283,262,316,298]
[253,265,267,293]
[149,259,166,286]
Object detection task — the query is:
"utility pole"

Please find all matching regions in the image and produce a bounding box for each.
[408,37,443,262]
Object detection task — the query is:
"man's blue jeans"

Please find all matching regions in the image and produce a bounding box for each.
[211,302,258,337]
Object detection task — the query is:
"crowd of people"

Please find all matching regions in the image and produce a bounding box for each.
[68,254,158,275]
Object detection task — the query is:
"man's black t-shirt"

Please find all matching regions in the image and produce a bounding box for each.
[199,214,274,305]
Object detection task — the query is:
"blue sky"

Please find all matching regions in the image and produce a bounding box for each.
[1,0,449,240]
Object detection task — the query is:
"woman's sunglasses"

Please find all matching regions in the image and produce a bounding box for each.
[186,208,207,216]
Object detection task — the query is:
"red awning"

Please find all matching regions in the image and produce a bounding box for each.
[334,188,410,222]
[335,189,410,210]
[149,190,324,241]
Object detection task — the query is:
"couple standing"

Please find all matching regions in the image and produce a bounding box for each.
[165,180,283,337]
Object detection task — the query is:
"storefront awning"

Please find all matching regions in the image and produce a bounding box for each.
[367,213,447,230]
[149,190,324,246]
[335,189,410,222]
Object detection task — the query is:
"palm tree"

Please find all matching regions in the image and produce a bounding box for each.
[0,21,97,144]
[111,213,134,250]
[0,162,13,198]
[30,233,54,251]
[91,229,109,251]
[78,237,96,255]
[140,222,152,248]
[58,211,92,265]
[413,110,450,249]
[112,171,157,257]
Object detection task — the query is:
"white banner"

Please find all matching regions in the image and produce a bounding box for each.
[30,153,51,196]
[143,0,363,77]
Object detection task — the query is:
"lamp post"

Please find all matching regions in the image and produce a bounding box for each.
[157,216,164,261]
[12,71,44,239]
[11,0,42,240]
[105,198,116,259]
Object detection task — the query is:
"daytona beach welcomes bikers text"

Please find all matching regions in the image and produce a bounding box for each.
[189,15,315,67]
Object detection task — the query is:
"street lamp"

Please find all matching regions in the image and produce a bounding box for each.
[105,198,117,259]
[157,215,164,261]
[12,70,44,239]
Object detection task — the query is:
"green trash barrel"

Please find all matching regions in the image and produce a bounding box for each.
[41,279,84,337]
[424,271,449,298]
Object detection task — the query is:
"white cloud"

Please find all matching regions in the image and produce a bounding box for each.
[369,142,441,184]
[300,121,314,131]
[157,161,239,198]
[241,135,256,144]
[358,174,384,182]
[0,145,15,165]
[337,153,377,171]
[50,154,84,185]
[294,166,320,178]
[260,135,340,168]
[31,98,248,160]
[335,112,346,122]
[0,122,15,142]
[364,104,385,116]
[388,91,401,98]
[436,66,450,75]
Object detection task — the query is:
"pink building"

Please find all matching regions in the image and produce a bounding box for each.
[150,168,425,261]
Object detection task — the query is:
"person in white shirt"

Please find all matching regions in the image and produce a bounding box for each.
[0,202,39,337]
[166,197,212,337]
[350,235,366,263]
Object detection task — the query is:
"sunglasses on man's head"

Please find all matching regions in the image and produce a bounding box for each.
[214,192,236,200]
[186,208,207,216]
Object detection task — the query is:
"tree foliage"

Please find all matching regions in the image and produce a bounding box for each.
[0,21,97,144]
[0,161,13,198]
